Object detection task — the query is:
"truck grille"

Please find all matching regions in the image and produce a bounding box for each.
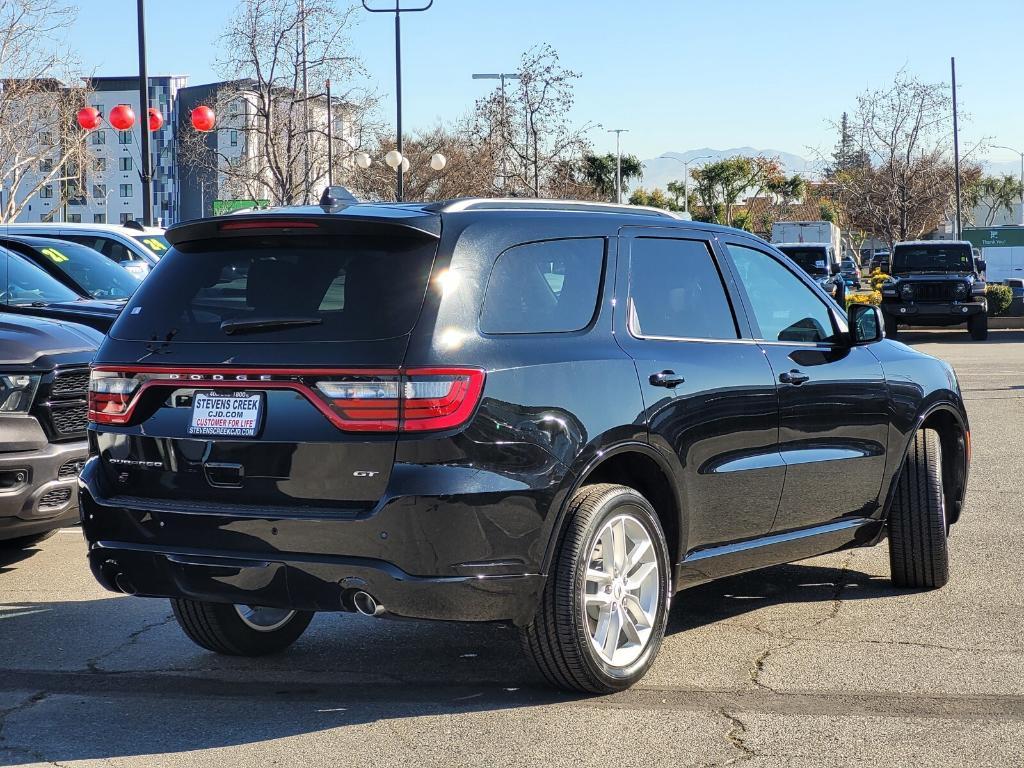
[39,368,90,440]
[912,282,956,302]
[51,405,88,436]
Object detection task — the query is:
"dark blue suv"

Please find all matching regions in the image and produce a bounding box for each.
[81,199,969,693]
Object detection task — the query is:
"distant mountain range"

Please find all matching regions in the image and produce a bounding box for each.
[638,147,1022,193]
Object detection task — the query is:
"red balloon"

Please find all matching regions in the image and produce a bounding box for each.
[147,107,164,132]
[190,105,216,132]
[76,107,101,131]
[109,104,135,131]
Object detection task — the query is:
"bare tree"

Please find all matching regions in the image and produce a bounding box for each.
[468,44,595,197]
[824,71,979,248]
[0,0,92,222]
[180,0,378,207]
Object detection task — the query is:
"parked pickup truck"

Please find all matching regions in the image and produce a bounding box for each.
[0,315,99,547]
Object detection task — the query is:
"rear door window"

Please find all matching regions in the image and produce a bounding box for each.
[110,234,437,342]
[62,235,143,264]
[627,237,738,340]
[479,238,604,334]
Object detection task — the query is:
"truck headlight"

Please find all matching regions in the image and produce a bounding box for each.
[900,283,915,300]
[0,374,40,413]
[971,281,986,296]
[954,282,969,298]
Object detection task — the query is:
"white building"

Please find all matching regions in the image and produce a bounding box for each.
[7,75,188,226]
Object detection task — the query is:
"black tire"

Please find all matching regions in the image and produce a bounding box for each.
[521,483,672,694]
[968,313,988,341]
[888,429,949,589]
[884,314,899,338]
[171,599,313,656]
[0,529,58,550]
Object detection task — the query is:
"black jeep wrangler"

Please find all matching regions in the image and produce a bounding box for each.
[81,200,969,693]
[881,240,988,340]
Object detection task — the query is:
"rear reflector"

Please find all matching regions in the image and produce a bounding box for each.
[88,367,485,433]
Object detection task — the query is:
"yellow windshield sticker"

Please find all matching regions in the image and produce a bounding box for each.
[142,238,167,252]
[40,247,68,263]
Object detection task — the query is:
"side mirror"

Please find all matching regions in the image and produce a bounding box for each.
[977,259,987,273]
[848,304,883,345]
[830,262,840,276]
[834,279,847,307]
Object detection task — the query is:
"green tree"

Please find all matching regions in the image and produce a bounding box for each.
[629,186,679,211]
[580,152,643,201]
[975,174,1024,225]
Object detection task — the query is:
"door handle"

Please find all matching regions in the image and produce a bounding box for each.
[650,370,685,388]
[779,370,810,386]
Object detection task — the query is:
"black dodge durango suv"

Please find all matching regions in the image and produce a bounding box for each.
[81,199,969,693]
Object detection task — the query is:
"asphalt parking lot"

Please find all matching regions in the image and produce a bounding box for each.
[1,329,1022,767]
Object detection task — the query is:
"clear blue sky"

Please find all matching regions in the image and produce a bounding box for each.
[71,0,1024,164]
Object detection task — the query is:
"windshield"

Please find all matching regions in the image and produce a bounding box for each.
[133,234,170,258]
[111,234,437,343]
[777,246,829,276]
[27,240,141,300]
[892,244,973,274]
[3,251,81,305]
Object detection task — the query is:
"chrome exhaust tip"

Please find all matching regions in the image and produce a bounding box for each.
[352,590,385,617]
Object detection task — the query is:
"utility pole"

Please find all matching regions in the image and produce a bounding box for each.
[472,72,520,193]
[362,1,433,202]
[608,128,628,204]
[951,57,962,240]
[136,0,153,226]
[326,79,334,187]
[993,145,1024,226]
[300,0,311,204]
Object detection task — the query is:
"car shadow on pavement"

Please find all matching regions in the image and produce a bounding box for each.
[0,544,43,575]
[665,559,900,637]
[0,559,901,764]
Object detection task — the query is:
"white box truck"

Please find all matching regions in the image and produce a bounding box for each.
[771,220,843,280]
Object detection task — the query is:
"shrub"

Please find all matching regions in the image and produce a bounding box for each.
[846,290,882,308]
[868,269,891,292]
[986,283,1013,316]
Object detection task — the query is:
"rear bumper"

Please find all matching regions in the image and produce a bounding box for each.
[0,441,86,541]
[882,301,985,322]
[87,541,544,625]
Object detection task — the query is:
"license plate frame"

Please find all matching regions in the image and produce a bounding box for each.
[187,390,265,438]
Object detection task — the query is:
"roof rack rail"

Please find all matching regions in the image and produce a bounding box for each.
[426,198,681,219]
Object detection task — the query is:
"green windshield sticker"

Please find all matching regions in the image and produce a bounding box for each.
[40,247,68,263]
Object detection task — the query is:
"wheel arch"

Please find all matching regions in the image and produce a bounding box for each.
[886,402,969,526]
[541,442,685,575]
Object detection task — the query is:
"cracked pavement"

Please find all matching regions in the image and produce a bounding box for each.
[1,329,1023,766]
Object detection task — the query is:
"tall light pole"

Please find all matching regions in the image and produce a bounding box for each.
[136,0,153,226]
[607,129,628,203]
[363,1,433,202]
[300,0,311,203]
[992,144,1024,226]
[951,57,962,240]
[657,154,712,215]
[472,73,520,194]
[325,79,334,187]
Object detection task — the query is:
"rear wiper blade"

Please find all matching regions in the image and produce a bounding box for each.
[220,316,323,335]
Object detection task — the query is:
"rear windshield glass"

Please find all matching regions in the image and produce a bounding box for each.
[891,244,973,274]
[777,246,829,276]
[110,234,436,342]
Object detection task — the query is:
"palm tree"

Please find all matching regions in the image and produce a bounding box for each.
[580,152,644,201]
[979,174,1024,225]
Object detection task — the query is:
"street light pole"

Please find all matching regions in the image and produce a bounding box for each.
[951,57,963,240]
[992,144,1024,226]
[300,0,311,203]
[657,154,712,214]
[363,1,433,202]
[326,79,334,187]
[472,72,520,193]
[607,128,628,204]
[136,0,153,226]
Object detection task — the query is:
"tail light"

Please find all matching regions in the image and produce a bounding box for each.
[313,368,485,432]
[88,367,484,433]
[88,371,141,425]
